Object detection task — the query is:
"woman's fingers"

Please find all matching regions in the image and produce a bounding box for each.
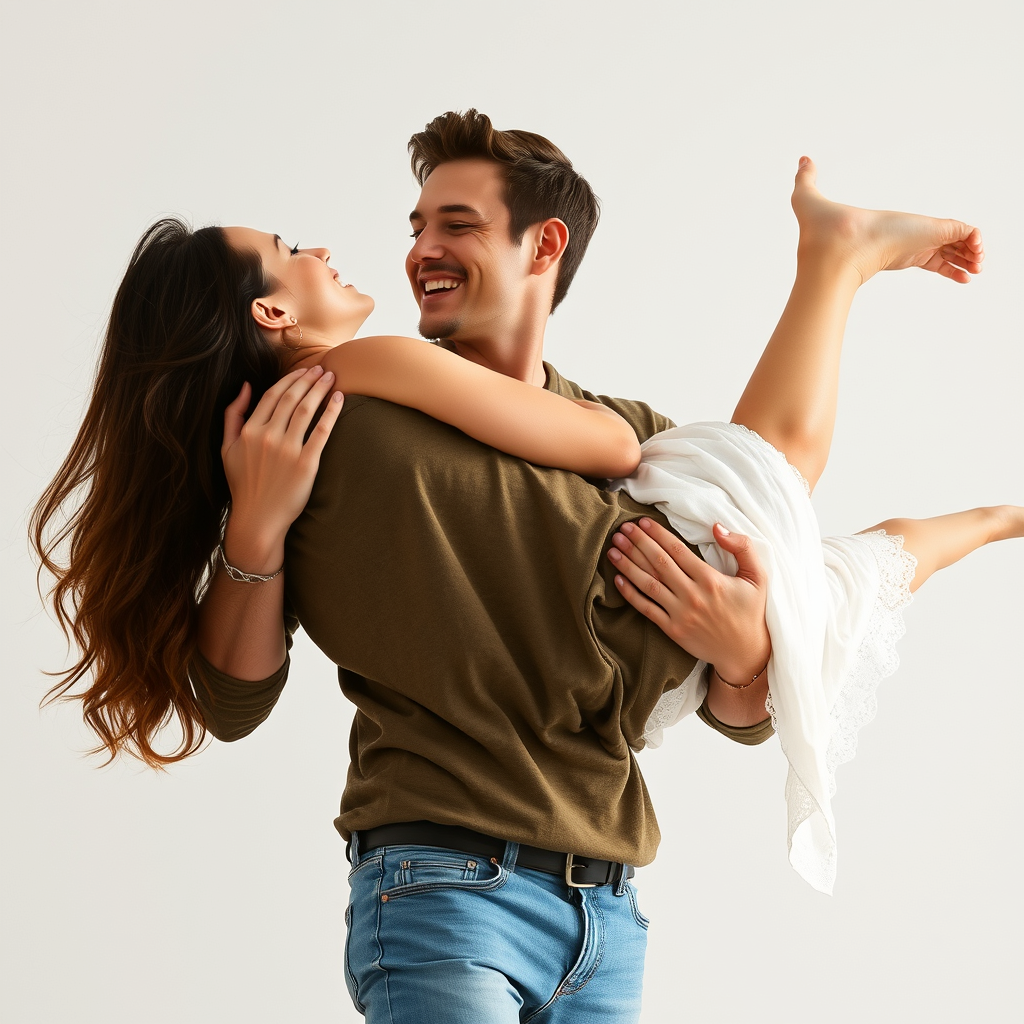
[266,365,330,431]
[284,371,338,442]
[303,392,345,461]
[246,366,311,427]
[221,381,251,456]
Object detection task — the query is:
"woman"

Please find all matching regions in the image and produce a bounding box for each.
[33,159,1022,896]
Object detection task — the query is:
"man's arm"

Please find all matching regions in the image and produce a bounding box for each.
[607,517,772,729]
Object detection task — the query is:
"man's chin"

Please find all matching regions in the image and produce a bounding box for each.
[418,315,461,342]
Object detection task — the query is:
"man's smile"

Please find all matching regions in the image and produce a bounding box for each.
[417,268,466,305]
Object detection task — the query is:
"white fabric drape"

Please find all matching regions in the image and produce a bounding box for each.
[614,422,915,894]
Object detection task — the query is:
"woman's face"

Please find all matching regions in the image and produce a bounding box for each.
[223,227,374,347]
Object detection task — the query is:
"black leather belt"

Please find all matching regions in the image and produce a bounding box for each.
[353,821,635,888]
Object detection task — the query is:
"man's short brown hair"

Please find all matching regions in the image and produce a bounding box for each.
[409,109,599,312]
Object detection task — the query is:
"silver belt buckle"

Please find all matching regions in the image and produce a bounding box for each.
[565,853,598,888]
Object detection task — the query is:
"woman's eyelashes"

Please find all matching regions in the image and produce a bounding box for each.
[290,242,300,255]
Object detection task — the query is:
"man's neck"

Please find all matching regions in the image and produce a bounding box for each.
[442,311,549,387]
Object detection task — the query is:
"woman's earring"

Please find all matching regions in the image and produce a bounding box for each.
[289,315,303,342]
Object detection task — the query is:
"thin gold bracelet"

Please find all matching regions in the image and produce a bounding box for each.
[710,658,770,690]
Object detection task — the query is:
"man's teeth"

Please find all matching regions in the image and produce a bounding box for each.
[423,279,461,293]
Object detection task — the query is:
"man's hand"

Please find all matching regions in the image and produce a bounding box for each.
[607,518,772,726]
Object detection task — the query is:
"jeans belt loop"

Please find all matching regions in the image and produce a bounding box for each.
[501,840,520,873]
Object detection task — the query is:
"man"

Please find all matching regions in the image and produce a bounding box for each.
[194,110,773,1022]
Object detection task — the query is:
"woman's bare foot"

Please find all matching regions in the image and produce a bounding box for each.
[791,157,985,286]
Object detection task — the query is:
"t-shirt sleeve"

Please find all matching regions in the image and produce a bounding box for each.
[542,365,675,443]
[189,609,298,742]
[594,394,675,441]
[696,698,775,746]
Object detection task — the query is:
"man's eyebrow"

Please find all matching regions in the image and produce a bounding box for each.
[409,204,483,221]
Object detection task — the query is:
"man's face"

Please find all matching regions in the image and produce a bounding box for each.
[406,159,531,341]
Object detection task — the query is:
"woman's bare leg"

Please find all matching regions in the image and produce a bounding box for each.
[732,159,984,492]
[863,506,1024,593]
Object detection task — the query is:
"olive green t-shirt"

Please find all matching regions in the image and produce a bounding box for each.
[192,364,772,867]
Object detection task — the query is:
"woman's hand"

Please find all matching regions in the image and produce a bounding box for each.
[220,366,344,571]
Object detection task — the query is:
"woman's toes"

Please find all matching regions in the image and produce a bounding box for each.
[793,155,818,191]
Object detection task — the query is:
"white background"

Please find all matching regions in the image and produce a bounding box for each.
[3,2,1021,1021]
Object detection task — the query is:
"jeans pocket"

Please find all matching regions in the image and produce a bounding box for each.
[379,846,508,900]
[625,881,650,930]
[344,853,383,1014]
[342,902,364,1013]
[347,851,384,883]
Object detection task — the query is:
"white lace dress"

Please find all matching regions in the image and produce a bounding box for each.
[613,422,916,895]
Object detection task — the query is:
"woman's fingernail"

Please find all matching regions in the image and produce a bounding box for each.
[615,575,625,587]
[310,365,323,375]
[639,518,652,529]
[717,523,730,535]
[608,549,621,562]
[332,392,344,403]
[621,522,634,535]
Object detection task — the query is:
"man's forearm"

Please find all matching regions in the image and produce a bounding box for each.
[703,666,771,727]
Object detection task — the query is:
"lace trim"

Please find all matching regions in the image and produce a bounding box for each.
[824,530,917,791]
[783,529,916,893]
[764,687,778,731]
[731,422,812,497]
[642,660,707,748]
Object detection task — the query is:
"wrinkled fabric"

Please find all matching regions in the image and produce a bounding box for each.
[616,422,914,894]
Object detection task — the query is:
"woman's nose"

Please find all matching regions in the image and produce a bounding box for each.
[306,246,331,262]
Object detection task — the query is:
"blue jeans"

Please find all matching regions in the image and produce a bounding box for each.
[344,835,649,1022]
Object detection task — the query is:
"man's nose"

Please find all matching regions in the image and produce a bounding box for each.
[408,230,444,263]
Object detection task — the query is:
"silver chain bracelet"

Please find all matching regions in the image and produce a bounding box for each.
[217,543,284,583]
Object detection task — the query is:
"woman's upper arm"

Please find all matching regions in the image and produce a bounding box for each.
[324,337,641,477]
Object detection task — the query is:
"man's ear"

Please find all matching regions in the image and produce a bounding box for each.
[250,296,294,331]
[529,218,569,276]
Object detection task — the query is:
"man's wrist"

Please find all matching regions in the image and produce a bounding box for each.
[711,645,771,688]
[710,657,769,690]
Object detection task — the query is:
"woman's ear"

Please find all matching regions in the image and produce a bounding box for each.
[250,297,294,331]
[529,218,569,276]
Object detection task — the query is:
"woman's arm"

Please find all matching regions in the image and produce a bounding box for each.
[196,366,343,680]
[321,337,642,479]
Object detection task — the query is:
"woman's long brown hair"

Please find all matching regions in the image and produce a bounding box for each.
[31,219,282,767]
